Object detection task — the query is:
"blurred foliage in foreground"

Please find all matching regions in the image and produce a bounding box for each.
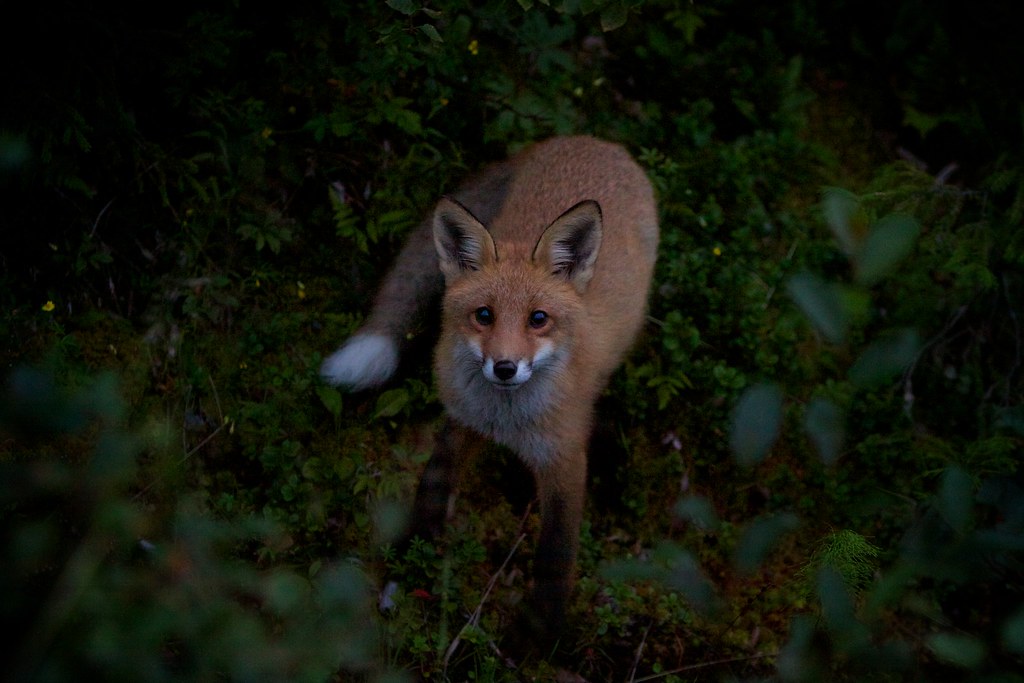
[2,0,1023,680]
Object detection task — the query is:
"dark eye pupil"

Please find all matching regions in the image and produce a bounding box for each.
[475,307,493,325]
[530,310,548,327]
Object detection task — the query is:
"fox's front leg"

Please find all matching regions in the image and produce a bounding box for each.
[518,448,588,647]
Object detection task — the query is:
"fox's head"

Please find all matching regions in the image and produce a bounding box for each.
[432,197,603,392]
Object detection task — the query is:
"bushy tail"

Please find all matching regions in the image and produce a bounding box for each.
[320,157,515,391]
[320,217,443,390]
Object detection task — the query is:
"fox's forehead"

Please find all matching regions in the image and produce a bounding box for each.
[444,260,581,313]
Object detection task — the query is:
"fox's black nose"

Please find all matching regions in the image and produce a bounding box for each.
[493,360,518,381]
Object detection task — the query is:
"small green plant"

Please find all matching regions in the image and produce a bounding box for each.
[797,529,880,598]
[0,365,395,682]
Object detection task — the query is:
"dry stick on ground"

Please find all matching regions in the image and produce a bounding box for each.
[631,652,775,682]
[133,372,226,502]
[442,503,533,674]
[627,620,653,683]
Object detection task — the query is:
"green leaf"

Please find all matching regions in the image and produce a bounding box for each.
[385,0,417,15]
[776,615,821,682]
[655,543,717,613]
[599,1,628,31]
[729,382,784,467]
[372,499,410,546]
[374,388,409,419]
[804,397,845,466]
[263,571,309,616]
[821,186,861,256]
[937,466,973,535]
[817,567,871,649]
[848,328,919,388]
[417,24,443,42]
[855,213,920,286]
[927,632,987,669]
[787,272,849,344]
[674,496,720,531]
[734,512,800,573]
[315,384,343,418]
[1003,607,1024,654]
[902,104,942,137]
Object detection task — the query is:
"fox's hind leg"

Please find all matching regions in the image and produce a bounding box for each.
[382,419,479,609]
[406,417,479,542]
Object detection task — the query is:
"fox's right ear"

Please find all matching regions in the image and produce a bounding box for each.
[432,197,498,281]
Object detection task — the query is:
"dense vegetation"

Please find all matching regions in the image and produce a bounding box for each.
[2,1,1023,680]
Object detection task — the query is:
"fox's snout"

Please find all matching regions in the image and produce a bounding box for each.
[493,360,517,381]
[483,356,531,387]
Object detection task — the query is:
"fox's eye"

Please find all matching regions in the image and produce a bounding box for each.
[474,307,494,325]
[528,310,549,329]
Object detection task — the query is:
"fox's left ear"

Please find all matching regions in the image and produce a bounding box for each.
[533,200,603,292]
[433,196,498,282]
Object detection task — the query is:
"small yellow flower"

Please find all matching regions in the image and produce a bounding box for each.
[296,281,306,300]
[713,246,722,257]
[439,97,450,107]
[42,300,55,312]
[261,127,273,139]
[467,39,479,56]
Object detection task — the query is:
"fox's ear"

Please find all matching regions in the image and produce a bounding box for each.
[533,200,603,292]
[433,197,498,281]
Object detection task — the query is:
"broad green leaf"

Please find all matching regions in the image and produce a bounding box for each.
[654,543,717,613]
[817,567,871,650]
[821,186,861,256]
[787,272,849,344]
[937,466,973,534]
[373,388,409,419]
[1003,607,1024,654]
[804,397,845,465]
[599,1,629,31]
[417,24,443,42]
[385,0,417,15]
[315,384,343,418]
[674,495,720,531]
[734,512,799,573]
[372,499,410,546]
[927,632,987,669]
[855,213,920,286]
[729,382,784,467]
[264,571,309,616]
[848,328,919,388]
[776,615,820,682]
[903,104,942,137]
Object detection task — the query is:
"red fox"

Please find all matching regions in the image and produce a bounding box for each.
[321,135,659,650]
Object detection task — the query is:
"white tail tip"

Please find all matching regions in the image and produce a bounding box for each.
[320,333,399,391]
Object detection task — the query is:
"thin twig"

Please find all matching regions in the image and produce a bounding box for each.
[442,503,532,674]
[631,651,774,682]
[133,372,227,502]
[133,423,225,502]
[90,198,115,237]
[627,620,652,683]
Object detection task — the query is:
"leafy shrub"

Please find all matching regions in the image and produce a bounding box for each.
[2,0,1022,680]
